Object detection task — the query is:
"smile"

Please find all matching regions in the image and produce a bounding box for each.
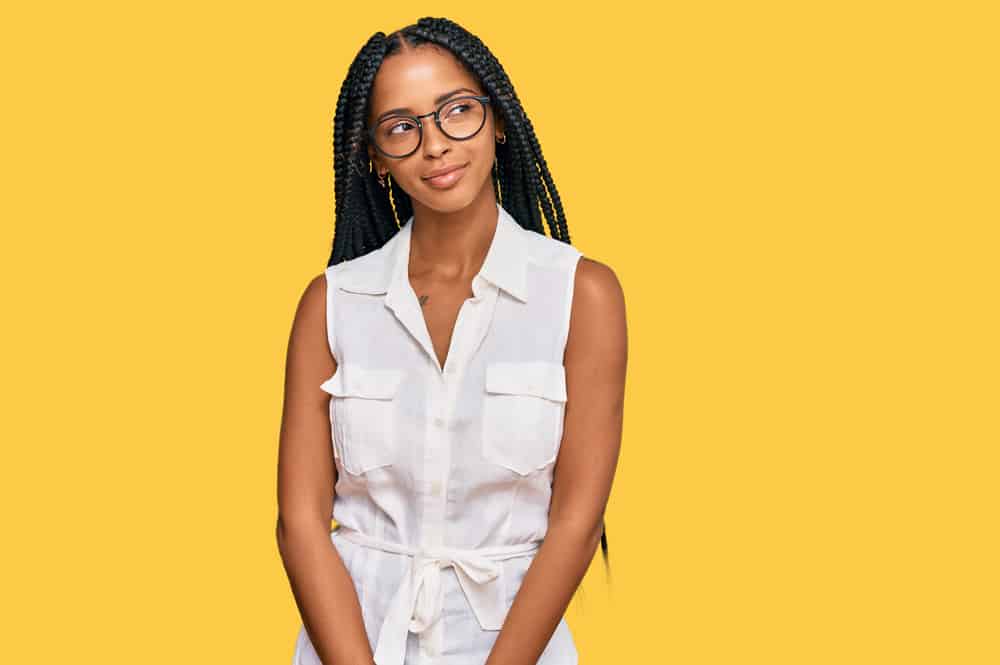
[423,163,469,189]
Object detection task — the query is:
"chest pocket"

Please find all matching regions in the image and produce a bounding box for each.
[482,361,568,475]
[320,364,405,476]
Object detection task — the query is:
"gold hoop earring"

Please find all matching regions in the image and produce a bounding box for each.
[496,134,506,144]
[369,159,387,188]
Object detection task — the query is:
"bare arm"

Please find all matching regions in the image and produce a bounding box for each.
[276,272,375,665]
[485,257,627,665]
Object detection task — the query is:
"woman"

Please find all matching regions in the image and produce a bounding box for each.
[277,17,626,665]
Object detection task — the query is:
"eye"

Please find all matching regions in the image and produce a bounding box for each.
[446,103,472,117]
[387,119,417,135]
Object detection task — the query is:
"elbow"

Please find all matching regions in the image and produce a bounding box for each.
[275,511,332,555]
[551,517,605,553]
[274,513,305,556]
[585,521,605,552]
[275,515,289,556]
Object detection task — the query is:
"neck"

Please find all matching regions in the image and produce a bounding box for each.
[408,189,499,282]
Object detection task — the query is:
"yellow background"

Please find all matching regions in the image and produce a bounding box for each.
[2,1,997,663]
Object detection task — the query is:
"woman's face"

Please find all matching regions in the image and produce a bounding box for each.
[366,45,504,214]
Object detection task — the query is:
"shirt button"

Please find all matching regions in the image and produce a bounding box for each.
[430,481,441,496]
[433,417,445,428]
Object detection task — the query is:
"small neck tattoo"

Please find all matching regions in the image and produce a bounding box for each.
[418,294,429,307]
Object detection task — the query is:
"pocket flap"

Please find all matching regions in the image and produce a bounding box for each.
[320,364,404,399]
[485,361,567,402]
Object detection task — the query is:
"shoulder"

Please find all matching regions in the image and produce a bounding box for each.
[572,257,624,317]
[284,270,335,368]
[563,256,626,372]
[519,229,623,312]
[521,229,583,271]
[324,249,379,281]
[323,241,394,291]
[294,271,329,324]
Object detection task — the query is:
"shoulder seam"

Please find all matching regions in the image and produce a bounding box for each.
[558,252,583,361]
[323,267,337,362]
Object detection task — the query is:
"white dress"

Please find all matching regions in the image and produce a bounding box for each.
[291,202,583,665]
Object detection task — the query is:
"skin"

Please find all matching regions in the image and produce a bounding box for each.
[276,41,626,665]
[367,41,510,369]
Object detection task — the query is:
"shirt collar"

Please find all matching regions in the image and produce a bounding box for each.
[337,202,530,303]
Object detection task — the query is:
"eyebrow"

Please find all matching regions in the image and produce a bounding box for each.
[374,87,480,124]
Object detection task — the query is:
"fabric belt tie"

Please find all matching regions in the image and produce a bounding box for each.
[332,524,541,665]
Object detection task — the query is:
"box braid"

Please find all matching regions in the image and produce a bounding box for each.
[327,17,608,575]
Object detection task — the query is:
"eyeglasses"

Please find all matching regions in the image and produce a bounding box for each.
[368,95,492,159]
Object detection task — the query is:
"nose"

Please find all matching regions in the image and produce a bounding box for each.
[420,115,451,158]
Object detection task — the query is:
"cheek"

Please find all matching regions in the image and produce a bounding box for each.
[390,162,426,191]
[468,136,498,175]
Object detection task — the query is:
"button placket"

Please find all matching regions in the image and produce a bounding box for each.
[418,286,494,660]
[419,358,454,662]
[430,358,462,497]
[423,353,455,528]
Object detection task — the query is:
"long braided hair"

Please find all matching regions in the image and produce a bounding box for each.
[327,17,609,573]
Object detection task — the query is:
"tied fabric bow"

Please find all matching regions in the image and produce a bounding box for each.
[330,525,542,665]
[373,549,506,665]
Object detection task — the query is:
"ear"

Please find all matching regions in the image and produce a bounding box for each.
[366,145,382,176]
[493,110,506,140]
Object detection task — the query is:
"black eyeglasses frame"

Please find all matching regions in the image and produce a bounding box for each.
[367,95,493,159]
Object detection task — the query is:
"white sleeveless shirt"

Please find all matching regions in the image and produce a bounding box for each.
[291,202,583,665]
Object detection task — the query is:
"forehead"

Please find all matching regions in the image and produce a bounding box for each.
[369,45,480,115]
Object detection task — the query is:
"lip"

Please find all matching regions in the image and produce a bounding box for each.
[422,163,469,189]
